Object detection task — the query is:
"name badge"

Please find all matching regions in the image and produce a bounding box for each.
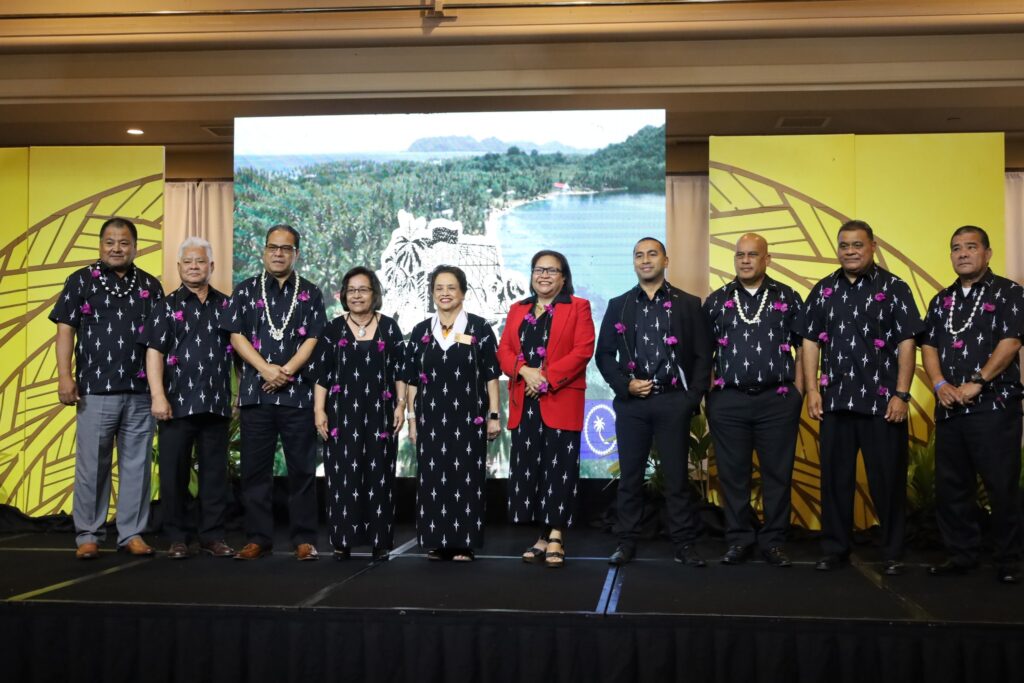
[455,332,474,345]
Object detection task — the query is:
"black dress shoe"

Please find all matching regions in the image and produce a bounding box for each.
[675,544,706,567]
[996,564,1019,584]
[883,560,904,576]
[815,554,847,571]
[720,545,751,565]
[928,559,975,576]
[372,546,390,562]
[167,542,189,560]
[333,547,351,561]
[608,546,635,566]
[761,546,792,568]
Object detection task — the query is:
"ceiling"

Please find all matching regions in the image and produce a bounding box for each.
[2,1,1024,173]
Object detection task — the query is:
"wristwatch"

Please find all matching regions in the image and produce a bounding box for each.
[968,371,988,386]
[893,390,912,403]
[488,412,500,420]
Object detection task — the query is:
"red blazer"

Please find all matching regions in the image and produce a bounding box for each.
[497,295,595,431]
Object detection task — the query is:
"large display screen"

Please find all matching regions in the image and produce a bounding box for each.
[234,110,666,477]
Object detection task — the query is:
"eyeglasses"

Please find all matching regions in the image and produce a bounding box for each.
[346,287,373,296]
[532,267,562,276]
[264,244,296,254]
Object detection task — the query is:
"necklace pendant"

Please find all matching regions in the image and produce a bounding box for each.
[270,329,284,341]
[357,327,366,337]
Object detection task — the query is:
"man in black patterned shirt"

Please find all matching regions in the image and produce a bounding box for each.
[703,234,804,567]
[800,220,923,575]
[222,225,326,561]
[50,217,163,559]
[142,236,234,560]
[596,237,712,567]
[921,226,1024,584]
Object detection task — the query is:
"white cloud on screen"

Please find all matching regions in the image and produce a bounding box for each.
[235,110,665,156]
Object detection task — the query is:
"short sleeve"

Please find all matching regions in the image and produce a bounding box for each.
[889,279,925,342]
[142,302,174,353]
[476,323,500,382]
[49,272,85,328]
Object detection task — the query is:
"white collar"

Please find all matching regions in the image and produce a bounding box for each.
[431,310,468,351]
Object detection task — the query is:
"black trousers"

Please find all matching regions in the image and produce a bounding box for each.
[239,404,318,547]
[819,411,907,561]
[935,408,1023,564]
[613,391,703,548]
[158,413,230,543]
[707,385,801,549]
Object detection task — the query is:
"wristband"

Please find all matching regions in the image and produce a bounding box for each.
[934,380,947,392]
[406,412,415,419]
[488,412,500,420]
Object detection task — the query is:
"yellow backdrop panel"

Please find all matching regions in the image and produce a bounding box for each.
[0,146,164,516]
[709,133,1004,530]
[0,148,30,510]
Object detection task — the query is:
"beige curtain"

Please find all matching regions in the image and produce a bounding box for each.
[1006,172,1024,284]
[163,181,234,294]
[666,175,710,297]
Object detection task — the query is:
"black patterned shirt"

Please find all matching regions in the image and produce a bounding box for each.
[141,285,233,418]
[703,277,804,390]
[800,265,924,416]
[632,284,677,385]
[49,263,163,395]
[922,270,1024,420]
[221,271,326,408]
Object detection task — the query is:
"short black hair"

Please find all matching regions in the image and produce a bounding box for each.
[100,217,138,243]
[340,266,384,312]
[633,236,667,255]
[530,250,574,297]
[950,225,990,249]
[429,265,467,296]
[266,224,301,251]
[837,220,874,242]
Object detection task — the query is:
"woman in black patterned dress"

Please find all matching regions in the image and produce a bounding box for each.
[314,267,406,562]
[405,265,501,562]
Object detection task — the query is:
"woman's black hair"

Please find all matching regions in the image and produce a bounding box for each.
[428,265,468,295]
[529,250,574,297]
[340,266,384,312]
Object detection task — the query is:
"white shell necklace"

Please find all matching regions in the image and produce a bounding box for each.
[945,285,986,337]
[732,288,770,325]
[348,312,375,338]
[260,271,302,341]
[94,261,138,299]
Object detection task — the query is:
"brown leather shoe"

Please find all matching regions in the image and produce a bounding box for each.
[200,539,235,558]
[233,542,271,560]
[167,542,190,560]
[75,542,100,560]
[121,536,155,556]
[295,543,319,561]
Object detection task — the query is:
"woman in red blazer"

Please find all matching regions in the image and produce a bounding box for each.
[497,250,595,567]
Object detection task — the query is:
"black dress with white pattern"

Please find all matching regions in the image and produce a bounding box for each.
[404,314,499,551]
[315,315,405,552]
[507,307,580,529]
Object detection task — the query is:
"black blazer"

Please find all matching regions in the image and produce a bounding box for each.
[595,283,712,408]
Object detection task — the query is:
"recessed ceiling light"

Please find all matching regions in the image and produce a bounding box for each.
[126,128,145,135]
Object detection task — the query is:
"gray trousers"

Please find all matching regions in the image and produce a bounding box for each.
[73,393,155,546]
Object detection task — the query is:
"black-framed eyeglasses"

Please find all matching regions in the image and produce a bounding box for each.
[264,244,297,254]
[532,267,562,276]
[345,287,373,296]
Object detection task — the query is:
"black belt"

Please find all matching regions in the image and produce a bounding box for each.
[648,381,683,396]
[728,383,786,396]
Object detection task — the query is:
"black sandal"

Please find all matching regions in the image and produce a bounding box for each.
[545,537,565,568]
[522,535,548,564]
[452,549,475,562]
[426,548,444,561]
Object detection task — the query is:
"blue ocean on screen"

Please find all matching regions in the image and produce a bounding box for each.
[496,191,666,323]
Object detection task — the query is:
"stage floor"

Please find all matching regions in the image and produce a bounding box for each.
[2,524,1021,625]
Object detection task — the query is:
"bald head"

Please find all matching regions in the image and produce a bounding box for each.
[734,233,770,288]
